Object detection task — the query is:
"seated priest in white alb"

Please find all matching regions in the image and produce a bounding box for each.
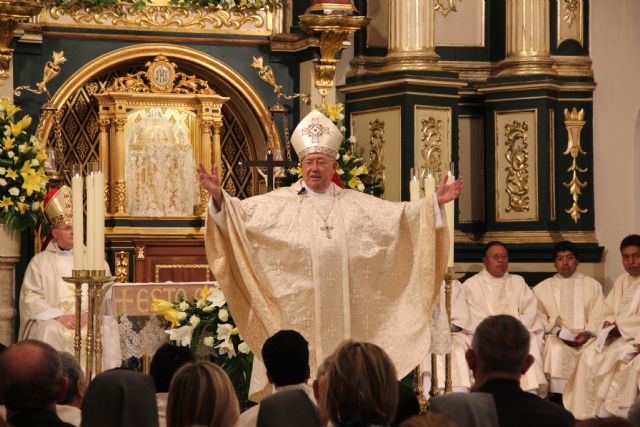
[563,234,640,419]
[18,186,111,357]
[422,279,476,393]
[461,241,548,396]
[197,109,463,400]
[533,241,604,398]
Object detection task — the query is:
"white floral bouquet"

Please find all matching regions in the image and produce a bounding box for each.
[0,98,49,232]
[291,102,383,197]
[151,283,253,401]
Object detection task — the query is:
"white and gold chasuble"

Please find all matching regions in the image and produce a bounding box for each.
[205,180,448,399]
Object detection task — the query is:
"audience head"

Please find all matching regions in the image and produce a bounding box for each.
[0,340,67,414]
[149,343,194,393]
[554,240,580,278]
[398,413,460,427]
[80,368,159,427]
[393,382,420,427]
[577,417,636,427]
[483,241,509,278]
[466,315,533,385]
[313,355,333,427]
[327,340,398,426]
[58,351,85,408]
[262,330,310,387]
[620,234,640,278]
[166,361,239,427]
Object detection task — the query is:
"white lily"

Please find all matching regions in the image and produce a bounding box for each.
[207,287,227,307]
[216,323,233,342]
[165,325,193,347]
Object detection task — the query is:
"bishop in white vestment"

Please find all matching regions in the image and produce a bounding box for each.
[533,241,604,395]
[18,186,109,354]
[198,109,462,400]
[462,241,547,395]
[563,235,640,419]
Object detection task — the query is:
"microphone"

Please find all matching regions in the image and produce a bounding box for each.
[298,187,307,196]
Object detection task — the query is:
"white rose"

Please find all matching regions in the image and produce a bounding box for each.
[203,336,214,347]
[178,301,189,311]
[7,151,14,159]
[218,308,229,322]
[8,187,19,196]
[0,178,6,186]
[189,315,200,327]
[18,144,27,153]
[238,342,250,354]
[31,159,39,167]
[348,136,357,144]
[0,167,5,175]
[196,300,205,309]
[339,126,346,133]
[31,201,40,211]
[177,312,187,321]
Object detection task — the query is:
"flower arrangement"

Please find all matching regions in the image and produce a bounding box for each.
[0,99,49,232]
[291,102,383,197]
[151,283,253,401]
[56,0,285,10]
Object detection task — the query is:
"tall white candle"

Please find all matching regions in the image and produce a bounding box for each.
[93,170,105,271]
[424,174,435,196]
[86,172,95,270]
[410,177,421,202]
[445,172,455,268]
[71,171,84,270]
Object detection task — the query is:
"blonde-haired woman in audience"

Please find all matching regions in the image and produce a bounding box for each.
[328,340,398,427]
[166,361,239,427]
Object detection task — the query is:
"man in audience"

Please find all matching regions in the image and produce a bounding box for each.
[431,315,574,427]
[533,241,605,401]
[564,234,640,419]
[56,352,85,426]
[238,330,315,427]
[0,340,74,427]
[462,241,547,394]
[149,343,195,427]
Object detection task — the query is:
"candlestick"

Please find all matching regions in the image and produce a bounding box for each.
[445,163,455,268]
[93,163,105,271]
[409,168,421,201]
[86,163,96,270]
[71,164,84,270]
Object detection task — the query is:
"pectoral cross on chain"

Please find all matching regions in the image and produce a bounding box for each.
[321,223,334,239]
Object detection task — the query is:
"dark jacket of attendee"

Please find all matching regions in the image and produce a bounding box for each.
[430,391,499,427]
[256,389,321,427]
[8,408,75,427]
[477,379,574,427]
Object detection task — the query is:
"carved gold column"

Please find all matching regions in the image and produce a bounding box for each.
[211,120,223,177]
[382,0,440,72]
[112,118,127,215]
[0,1,41,90]
[498,0,554,76]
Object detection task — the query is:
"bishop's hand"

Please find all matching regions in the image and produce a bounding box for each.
[436,173,463,206]
[197,164,222,209]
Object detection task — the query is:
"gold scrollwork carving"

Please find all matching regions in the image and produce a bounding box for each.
[420,117,444,183]
[504,121,530,213]
[113,181,127,215]
[49,4,264,30]
[114,251,129,283]
[563,0,579,27]
[135,245,145,260]
[108,55,215,95]
[367,119,386,196]
[435,0,460,17]
[563,108,588,223]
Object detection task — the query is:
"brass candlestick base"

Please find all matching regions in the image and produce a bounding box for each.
[443,267,465,393]
[63,269,115,383]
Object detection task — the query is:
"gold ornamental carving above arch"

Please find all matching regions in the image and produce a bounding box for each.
[40,44,279,156]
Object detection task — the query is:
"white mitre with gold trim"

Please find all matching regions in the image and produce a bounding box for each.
[290,110,342,159]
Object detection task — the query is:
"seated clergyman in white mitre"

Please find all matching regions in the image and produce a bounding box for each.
[126,115,199,216]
